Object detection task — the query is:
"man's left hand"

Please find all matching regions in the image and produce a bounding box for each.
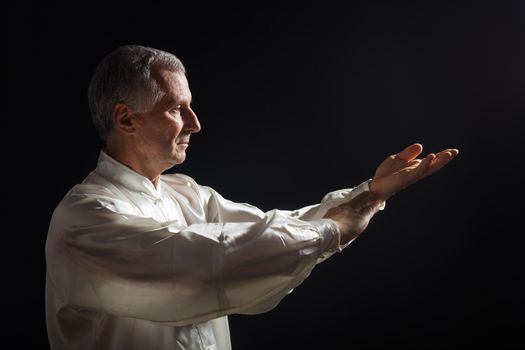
[369,143,459,200]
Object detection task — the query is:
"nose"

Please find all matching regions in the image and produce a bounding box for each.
[183,107,201,134]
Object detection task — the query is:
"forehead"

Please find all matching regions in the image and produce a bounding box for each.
[153,68,191,103]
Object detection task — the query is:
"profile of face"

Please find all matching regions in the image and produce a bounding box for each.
[130,69,201,170]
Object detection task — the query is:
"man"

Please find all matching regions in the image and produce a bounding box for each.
[45,44,458,350]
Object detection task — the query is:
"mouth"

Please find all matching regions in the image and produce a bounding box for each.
[178,142,189,149]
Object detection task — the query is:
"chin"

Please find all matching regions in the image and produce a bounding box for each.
[171,152,186,165]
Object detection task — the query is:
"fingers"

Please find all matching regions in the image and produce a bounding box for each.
[436,148,458,157]
[412,148,458,180]
[425,149,458,176]
[413,152,435,179]
[376,144,458,188]
[395,143,423,162]
[405,159,422,168]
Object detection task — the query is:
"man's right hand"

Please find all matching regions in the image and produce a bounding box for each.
[323,191,384,245]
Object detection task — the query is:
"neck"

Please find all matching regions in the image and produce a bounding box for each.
[105,138,163,188]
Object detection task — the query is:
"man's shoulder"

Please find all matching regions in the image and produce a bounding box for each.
[66,182,118,199]
[54,182,137,220]
[57,176,129,210]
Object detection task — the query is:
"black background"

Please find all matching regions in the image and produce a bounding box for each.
[3,1,523,348]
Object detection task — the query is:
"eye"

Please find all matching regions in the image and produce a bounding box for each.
[170,105,182,114]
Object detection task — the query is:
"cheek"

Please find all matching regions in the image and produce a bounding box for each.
[165,120,183,141]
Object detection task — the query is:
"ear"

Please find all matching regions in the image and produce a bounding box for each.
[112,103,136,135]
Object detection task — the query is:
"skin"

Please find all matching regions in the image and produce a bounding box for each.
[106,65,459,244]
[324,143,459,244]
[106,68,201,186]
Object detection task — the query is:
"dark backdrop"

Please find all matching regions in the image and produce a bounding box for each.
[3,1,523,348]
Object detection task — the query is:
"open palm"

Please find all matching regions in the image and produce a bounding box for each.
[370,143,459,200]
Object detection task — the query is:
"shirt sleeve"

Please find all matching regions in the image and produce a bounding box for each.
[201,178,383,260]
[286,178,385,221]
[46,179,373,327]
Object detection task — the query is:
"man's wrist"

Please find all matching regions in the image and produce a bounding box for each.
[363,179,386,211]
[346,190,385,215]
[310,218,346,255]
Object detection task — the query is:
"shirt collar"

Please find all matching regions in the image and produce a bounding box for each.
[95,150,162,198]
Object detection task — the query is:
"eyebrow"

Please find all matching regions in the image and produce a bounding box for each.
[164,94,192,105]
[163,95,178,105]
[160,95,192,111]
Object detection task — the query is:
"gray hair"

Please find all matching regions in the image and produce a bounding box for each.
[87,44,186,141]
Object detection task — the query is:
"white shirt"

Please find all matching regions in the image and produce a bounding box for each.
[45,150,373,350]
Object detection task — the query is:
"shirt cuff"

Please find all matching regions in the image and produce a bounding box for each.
[310,218,346,257]
[320,179,385,212]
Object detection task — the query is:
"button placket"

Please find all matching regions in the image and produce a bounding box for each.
[141,192,170,222]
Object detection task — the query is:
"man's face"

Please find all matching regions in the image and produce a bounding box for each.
[132,69,201,170]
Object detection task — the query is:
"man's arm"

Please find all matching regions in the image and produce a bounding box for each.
[47,190,344,327]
